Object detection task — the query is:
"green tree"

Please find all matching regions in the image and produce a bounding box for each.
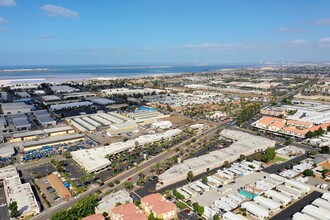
[8,201,19,218]
[172,189,184,200]
[321,169,329,179]
[303,169,314,176]
[148,213,156,220]
[102,212,108,217]
[222,160,229,168]
[202,175,208,185]
[124,181,134,190]
[239,154,246,161]
[213,214,220,220]
[50,195,98,220]
[321,146,330,154]
[187,171,194,182]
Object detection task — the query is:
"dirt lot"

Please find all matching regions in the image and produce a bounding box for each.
[166,115,196,127]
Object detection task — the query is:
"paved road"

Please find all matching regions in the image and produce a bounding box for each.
[262,153,308,174]
[270,191,322,220]
[31,126,219,220]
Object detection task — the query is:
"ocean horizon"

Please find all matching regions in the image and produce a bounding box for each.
[0,64,255,84]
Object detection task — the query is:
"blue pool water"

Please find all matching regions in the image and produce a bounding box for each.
[138,106,156,111]
[239,189,258,199]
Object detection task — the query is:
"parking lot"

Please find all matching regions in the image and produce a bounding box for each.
[0,184,9,220]
[19,163,56,183]
[63,160,86,180]
[35,177,63,206]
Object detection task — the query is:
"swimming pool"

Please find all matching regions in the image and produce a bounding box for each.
[239,189,258,199]
[138,105,156,111]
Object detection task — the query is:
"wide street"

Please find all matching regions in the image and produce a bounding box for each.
[31,125,219,220]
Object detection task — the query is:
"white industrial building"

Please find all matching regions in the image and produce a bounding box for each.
[127,111,168,124]
[107,121,139,136]
[66,112,134,132]
[50,101,93,111]
[0,166,40,218]
[158,129,275,187]
[71,129,182,173]
[0,102,32,115]
[50,85,79,93]
[151,121,172,129]
[101,87,163,96]
[91,98,115,105]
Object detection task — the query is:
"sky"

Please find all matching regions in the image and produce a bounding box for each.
[0,0,330,65]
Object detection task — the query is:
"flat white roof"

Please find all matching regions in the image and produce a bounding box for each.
[3,174,39,216]
[72,129,182,172]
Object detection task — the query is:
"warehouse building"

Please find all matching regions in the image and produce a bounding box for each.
[127,111,168,124]
[72,129,182,173]
[66,112,133,132]
[47,174,71,200]
[0,144,15,158]
[22,133,84,151]
[33,110,56,127]
[101,87,163,96]
[13,117,31,130]
[63,92,96,100]
[151,121,172,129]
[107,121,139,136]
[158,129,275,187]
[10,126,75,142]
[0,102,32,114]
[50,101,93,111]
[91,98,115,105]
[50,85,79,93]
[15,91,30,98]
[1,166,40,219]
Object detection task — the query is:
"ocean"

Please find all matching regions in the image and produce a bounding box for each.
[0,64,254,84]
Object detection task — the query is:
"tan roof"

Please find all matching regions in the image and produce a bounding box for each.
[283,126,308,135]
[141,193,176,214]
[287,120,312,127]
[258,116,284,126]
[111,203,147,220]
[82,214,104,220]
[47,174,71,200]
[271,121,285,129]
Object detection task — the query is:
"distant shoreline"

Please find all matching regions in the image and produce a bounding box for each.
[0,64,255,85]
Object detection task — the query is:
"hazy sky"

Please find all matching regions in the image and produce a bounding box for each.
[0,0,330,65]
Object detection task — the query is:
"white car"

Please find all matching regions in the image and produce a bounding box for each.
[0,203,6,207]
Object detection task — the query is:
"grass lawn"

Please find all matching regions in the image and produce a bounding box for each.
[270,155,288,164]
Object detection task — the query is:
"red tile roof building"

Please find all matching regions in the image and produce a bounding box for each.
[110,203,147,220]
[141,193,177,220]
[82,214,105,220]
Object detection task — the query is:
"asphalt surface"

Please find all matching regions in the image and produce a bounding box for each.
[0,184,9,220]
[31,126,219,220]
[270,191,322,220]
[262,153,308,174]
